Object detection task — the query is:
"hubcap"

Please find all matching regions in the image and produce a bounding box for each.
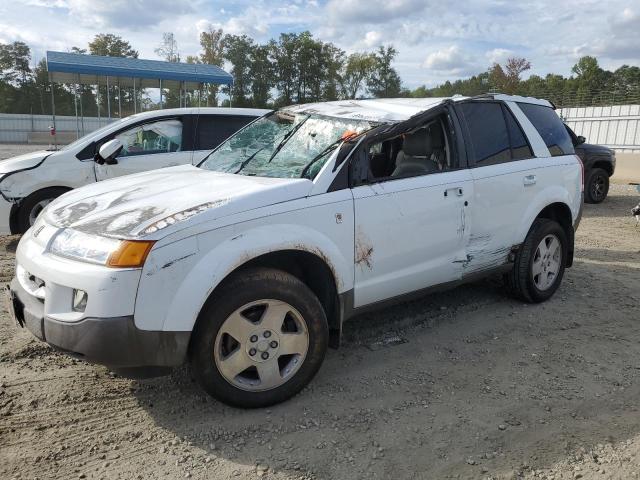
[28,199,53,225]
[532,234,562,291]
[214,299,309,392]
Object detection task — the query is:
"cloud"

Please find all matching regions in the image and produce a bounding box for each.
[486,48,514,65]
[62,0,194,29]
[363,31,382,47]
[422,45,479,75]
[326,0,430,24]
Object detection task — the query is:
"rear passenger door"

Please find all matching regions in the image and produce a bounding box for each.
[191,114,256,164]
[456,100,543,275]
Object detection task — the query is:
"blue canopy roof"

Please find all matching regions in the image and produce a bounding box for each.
[46,51,233,89]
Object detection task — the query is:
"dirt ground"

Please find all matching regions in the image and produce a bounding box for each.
[0,156,640,479]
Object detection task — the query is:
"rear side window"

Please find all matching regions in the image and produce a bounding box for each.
[459,102,511,166]
[196,115,256,150]
[504,108,533,160]
[517,103,574,156]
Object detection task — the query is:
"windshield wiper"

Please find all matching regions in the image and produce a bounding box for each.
[299,137,346,179]
[233,146,266,174]
[266,116,311,164]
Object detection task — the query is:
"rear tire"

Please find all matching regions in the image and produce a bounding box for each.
[504,219,567,303]
[584,167,609,204]
[17,187,68,233]
[191,267,329,408]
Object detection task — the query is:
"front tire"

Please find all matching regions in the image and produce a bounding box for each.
[504,219,567,303]
[191,267,329,408]
[17,187,68,233]
[585,167,609,204]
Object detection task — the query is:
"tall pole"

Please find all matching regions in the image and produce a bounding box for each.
[117,82,122,117]
[106,76,111,120]
[73,83,79,139]
[49,82,57,150]
[78,74,85,136]
[97,84,101,127]
[159,79,163,109]
[133,78,137,114]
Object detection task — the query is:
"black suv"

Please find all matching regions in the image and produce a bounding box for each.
[565,124,616,203]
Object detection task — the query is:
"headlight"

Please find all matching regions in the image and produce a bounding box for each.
[49,229,155,268]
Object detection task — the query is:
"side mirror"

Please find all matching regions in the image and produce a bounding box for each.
[576,135,586,146]
[97,139,123,165]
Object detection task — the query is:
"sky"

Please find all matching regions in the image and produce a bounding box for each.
[0,0,639,90]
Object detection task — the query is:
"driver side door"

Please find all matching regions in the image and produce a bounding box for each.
[94,117,193,180]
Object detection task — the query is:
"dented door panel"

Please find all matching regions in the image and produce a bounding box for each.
[352,169,473,308]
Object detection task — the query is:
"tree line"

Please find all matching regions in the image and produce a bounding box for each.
[0,31,639,118]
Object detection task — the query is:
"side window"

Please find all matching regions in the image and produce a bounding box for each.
[504,107,533,160]
[196,115,255,150]
[356,114,453,184]
[459,102,511,166]
[115,119,183,157]
[517,103,575,156]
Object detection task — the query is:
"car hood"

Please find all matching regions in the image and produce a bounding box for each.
[0,150,53,174]
[44,165,313,239]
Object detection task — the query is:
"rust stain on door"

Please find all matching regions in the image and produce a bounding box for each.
[355,227,374,269]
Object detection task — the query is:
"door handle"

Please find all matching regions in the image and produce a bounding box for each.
[524,175,537,186]
[444,187,464,197]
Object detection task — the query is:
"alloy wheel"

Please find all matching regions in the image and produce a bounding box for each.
[214,299,309,392]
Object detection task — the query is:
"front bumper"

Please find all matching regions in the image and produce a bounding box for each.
[9,273,190,373]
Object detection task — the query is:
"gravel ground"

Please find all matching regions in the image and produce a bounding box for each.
[0,177,639,479]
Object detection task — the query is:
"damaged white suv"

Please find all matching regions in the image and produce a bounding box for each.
[9,95,583,407]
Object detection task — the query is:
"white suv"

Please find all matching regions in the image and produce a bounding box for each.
[8,95,583,407]
[0,107,268,234]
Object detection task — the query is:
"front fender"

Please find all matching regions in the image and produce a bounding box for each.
[135,222,353,332]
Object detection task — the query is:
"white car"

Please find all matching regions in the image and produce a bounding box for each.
[0,107,268,234]
[9,95,583,407]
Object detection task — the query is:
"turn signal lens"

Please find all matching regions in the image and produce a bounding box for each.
[107,240,155,268]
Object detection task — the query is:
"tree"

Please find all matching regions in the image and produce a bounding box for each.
[367,46,402,98]
[489,57,531,94]
[88,33,138,58]
[248,44,273,107]
[155,32,180,62]
[340,52,376,99]
[223,34,255,107]
[0,41,32,84]
[199,27,225,106]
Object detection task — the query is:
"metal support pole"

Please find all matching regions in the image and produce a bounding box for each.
[133,78,137,114]
[73,83,79,139]
[97,84,101,127]
[78,74,85,136]
[159,79,163,109]
[117,82,122,117]
[106,76,111,120]
[198,84,201,107]
[50,82,57,150]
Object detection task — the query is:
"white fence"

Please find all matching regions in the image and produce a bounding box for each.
[0,113,115,143]
[559,104,640,153]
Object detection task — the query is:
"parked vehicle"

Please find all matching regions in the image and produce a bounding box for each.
[564,124,615,203]
[0,107,269,234]
[8,94,583,407]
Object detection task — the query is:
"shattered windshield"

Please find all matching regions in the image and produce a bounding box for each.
[199,111,376,179]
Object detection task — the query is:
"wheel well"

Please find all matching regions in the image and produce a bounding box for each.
[9,186,72,234]
[535,202,574,267]
[203,250,341,348]
[591,161,613,177]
